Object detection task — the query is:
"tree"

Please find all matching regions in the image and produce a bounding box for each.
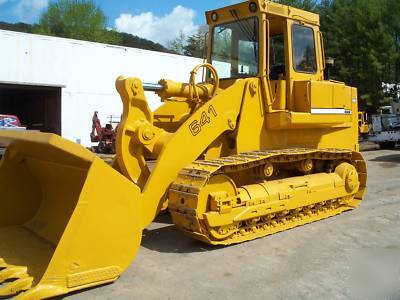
[36,0,120,44]
[383,0,400,83]
[273,0,318,11]
[183,26,207,58]
[319,0,397,109]
[119,32,172,53]
[168,31,186,55]
[0,21,37,33]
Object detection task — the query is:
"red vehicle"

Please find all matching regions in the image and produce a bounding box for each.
[0,114,23,128]
[90,111,117,154]
[0,114,26,157]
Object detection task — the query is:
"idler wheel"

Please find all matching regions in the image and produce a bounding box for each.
[335,162,359,193]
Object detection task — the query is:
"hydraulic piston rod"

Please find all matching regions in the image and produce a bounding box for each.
[142,82,164,92]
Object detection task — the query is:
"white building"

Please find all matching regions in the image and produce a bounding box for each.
[0,29,202,145]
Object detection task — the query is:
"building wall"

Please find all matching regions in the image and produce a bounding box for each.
[0,30,202,145]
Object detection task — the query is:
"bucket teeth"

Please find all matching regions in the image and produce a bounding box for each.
[0,276,33,297]
[0,259,32,297]
[0,265,29,282]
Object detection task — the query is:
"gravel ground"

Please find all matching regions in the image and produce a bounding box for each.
[69,147,400,300]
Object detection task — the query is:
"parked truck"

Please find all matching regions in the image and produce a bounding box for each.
[369,83,400,148]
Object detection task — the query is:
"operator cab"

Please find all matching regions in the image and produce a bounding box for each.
[206,0,334,113]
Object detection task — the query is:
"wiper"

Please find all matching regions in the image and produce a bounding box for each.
[229,9,254,42]
[218,27,227,34]
[229,9,258,65]
[243,14,258,42]
[252,17,258,62]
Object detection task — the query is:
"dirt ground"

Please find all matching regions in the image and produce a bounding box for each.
[70,146,400,300]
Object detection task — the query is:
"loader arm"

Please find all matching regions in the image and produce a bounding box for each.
[115,77,253,228]
[0,77,252,299]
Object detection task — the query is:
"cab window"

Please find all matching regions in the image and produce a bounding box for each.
[211,17,259,79]
[292,24,317,73]
[269,34,285,80]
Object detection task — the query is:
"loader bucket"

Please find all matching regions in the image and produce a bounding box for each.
[0,131,143,299]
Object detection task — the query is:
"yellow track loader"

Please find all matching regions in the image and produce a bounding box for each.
[0,1,367,298]
[358,111,370,138]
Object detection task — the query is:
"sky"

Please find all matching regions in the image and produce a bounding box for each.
[0,0,241,45]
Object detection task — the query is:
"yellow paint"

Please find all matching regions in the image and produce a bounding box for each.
[0,1,366,298]
[358,111,370,134]
[0,131,142,299]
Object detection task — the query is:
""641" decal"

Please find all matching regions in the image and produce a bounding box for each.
[189,105,217,136]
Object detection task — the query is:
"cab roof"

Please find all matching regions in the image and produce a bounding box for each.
[206,0,320,26]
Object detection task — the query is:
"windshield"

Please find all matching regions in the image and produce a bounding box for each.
[211,17,259,79]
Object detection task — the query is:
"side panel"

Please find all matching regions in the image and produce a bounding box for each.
[293,80,352,112]
[234,81,359,154]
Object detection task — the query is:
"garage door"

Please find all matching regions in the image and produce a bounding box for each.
[0,83,62,134]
